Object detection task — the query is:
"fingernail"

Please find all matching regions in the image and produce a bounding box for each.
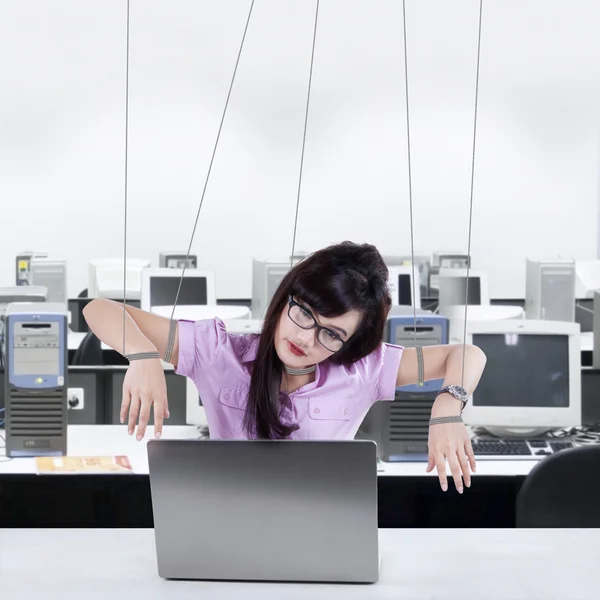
[441,483,448,492]
[136,434,142,441]
[156,432,161,439]
[457,487,463,494]
[128,429,133,435]
[466,480,471,488]
[120,417,124,423]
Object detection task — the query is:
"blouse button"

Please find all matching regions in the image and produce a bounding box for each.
[314,407,320,414]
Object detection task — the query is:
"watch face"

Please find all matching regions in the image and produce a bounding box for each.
[449,385,468,398]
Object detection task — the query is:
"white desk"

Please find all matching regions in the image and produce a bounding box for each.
[1,528,598,599]
[0,425,540,477]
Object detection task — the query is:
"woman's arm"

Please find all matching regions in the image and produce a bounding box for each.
[82,299,179,367]
[396,343,487,405]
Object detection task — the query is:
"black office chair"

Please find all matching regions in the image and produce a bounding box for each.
[78,288,88,298]
[72,330,103,366]
[516,445,600,527]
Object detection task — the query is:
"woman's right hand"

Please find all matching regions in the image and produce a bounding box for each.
[121,359,170,440]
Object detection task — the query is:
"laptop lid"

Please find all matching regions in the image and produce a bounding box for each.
[147,439,380,583]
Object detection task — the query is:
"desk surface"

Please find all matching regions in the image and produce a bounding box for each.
[1,528,598,599]
[0,425,540,476]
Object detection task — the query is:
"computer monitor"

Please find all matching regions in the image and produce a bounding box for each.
[252,260,290,319]
[0,286,47,317]
[29,258,67,305]
[575,260,600,299]
[387,265,421,309]
[141,268,216,312]
[88,258,150,300]
[438,268,489,307]
[463,319,581,437]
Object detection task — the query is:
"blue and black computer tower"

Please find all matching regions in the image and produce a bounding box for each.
[357,315,449,461]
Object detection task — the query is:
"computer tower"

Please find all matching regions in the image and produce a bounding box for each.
[357,315,449,461]
[251,260,290,319]
[3,303,68,457]
[29,258,68,305]
[159,252,198,269]
[15,251,48,286]
[525,258,575,322]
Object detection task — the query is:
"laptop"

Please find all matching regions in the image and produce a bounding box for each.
[147,439,381,583]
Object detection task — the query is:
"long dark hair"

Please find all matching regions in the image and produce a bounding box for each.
[244,241,391,439]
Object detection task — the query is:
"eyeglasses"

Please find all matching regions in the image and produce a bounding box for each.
[287,296,346,353]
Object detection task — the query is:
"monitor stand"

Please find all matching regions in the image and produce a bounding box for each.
[483,425,551,439]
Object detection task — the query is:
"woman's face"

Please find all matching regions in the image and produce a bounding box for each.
[274,296,362,367]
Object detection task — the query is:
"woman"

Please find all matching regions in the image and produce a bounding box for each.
[83,241,486,493]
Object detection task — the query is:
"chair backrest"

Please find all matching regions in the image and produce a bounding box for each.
[516,444,600,527]
[72,330,103,366]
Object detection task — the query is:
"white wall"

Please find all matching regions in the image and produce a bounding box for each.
[1,0,599,300]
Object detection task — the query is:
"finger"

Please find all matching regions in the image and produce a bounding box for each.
[447,452,464,494]
[136,395,152,441]
[127,391,141,435]
[434,453,448,491]
[153,397,165,439]
[465,440,476,473]
[120,385,132,424]
[457,449,471,488]
[425,453,434,473]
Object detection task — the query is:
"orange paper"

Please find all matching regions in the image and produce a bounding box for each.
[35,455,133,474]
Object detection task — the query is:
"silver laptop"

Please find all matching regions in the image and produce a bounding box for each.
[147,439,381,583]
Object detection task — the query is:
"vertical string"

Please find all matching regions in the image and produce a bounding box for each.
[401,0,418,340]
[461,0,483,387]
[169,0,256,320]
[122,0,131,355]
[289,0,320,267]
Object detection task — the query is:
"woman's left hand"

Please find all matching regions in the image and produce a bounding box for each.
[426,419,476,494]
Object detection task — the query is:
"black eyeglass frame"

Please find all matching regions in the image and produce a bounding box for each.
[287,296,347,353]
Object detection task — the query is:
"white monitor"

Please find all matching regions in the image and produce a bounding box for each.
[462,319,581,437]
[252,259,290,319]
[575,260,600,299]
[141,268,216,312]
[88,258,150,300]
[438,268,489,307]
[29,258,67,305]
[0,286,47,319]
[387,265,421,309]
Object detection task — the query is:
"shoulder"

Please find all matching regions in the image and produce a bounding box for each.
[327,342,404,403]
[175,317,258,379]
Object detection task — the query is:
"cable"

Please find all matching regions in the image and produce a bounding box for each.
[461,0,483,387]
[289,0,320,268]
[169,0,256,319]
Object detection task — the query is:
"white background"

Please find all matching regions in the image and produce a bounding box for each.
[1,0,599,299]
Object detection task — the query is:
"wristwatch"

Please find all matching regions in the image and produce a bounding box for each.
[436,385,469,410]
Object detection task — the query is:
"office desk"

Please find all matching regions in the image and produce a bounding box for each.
[1,528,598,600]
[1,425,533,528]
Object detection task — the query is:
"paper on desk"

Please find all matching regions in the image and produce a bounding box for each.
[35,456,133,475]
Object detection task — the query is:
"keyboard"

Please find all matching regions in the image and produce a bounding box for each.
[471,439,574,459]
[471,440,532,456]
